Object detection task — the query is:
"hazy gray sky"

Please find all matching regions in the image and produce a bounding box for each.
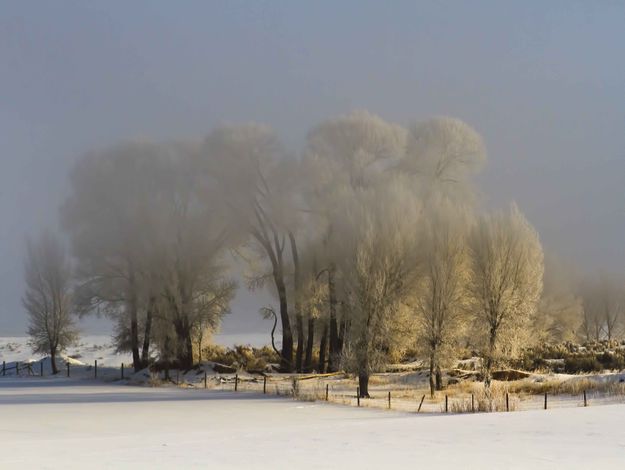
[2,1,624,335]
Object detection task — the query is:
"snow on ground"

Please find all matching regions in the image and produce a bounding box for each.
[1,378,624,469]
[0,334,270,366]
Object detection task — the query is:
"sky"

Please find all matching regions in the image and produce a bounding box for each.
[1,1,624,335]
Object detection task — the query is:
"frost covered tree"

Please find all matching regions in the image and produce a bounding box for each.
[305,110,406,372]
[580,273,625,341]
[338,182,422,397]
[62,141,170,371]
[399,117,486,202]
[467,204,544,387]
[63,140,236,370]
[22,231,78,374]
[534,255,583,343]
[412,201,469,397]
[200,125,300,371]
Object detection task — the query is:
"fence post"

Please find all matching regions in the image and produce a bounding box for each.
[204,371,207,389]
[471,393,475,412]
[176,370,179,385]
[94,360,98,379]
[417,394,425,413]
[66,362,70,378]
[121,363,124,380]
[445,395,448,413]
[2,361,5,376]
[388,391,391,409]
[263,376,267,394]
[544,392,547,410]
[16,361,19,376]
[357,387,360,407]
[235,374,238,392]
[506,392,509,412]
[40,361,43,377]
[583,390,587,407]
[325,384,329,401]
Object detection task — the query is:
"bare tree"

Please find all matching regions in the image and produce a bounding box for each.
[23,231,78,374]
[580,273,624,341]
[412,201,469,397]
[534,255,583,343]
[200,125,300,372]
[467,204,544,387]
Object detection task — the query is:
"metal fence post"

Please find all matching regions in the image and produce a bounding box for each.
[583,390,587,407]
[235,374,238,391]
[66,362,70,377]
[121,363,124,380]
[445,395,448,413]
[263,376,267,394]
[356,387,360,407]
[94,360,97,379]
[544,392,547,410]
[40,361,43,377]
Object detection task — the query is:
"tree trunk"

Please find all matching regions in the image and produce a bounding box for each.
[304,314,315,373]
[141,298,154,368]
[289,232,304,373]
[328,266,340,372]
[358,372,370,398]
[295,317,304,373]
[173,318,194,370]
[275,273,293,372]
[429,352,435,398]
[484,328,497,388]
[435,365,442,391]
[128,269,141,372]
[50,348,58,375]
[318,322,329,373]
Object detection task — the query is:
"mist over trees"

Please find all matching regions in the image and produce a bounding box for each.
[25,109,625,388]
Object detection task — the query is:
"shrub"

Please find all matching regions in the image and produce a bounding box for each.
[564,356,602,373]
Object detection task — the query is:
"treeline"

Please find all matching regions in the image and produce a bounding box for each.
[22,111,624,396]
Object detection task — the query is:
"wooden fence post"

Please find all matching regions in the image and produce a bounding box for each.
[94,360,98,379]
[471,393,475,412]
[263,376,267,394]
[506,392,509,412]
[40,361,43,377]
[583,390,587,407]
[16,362,19,376]
[121,363,124,380]
[544,392,547,410]
[388,391,391,409]
[66,362,70,378]
[357,387,360,407]
[445,395,448,413]
[235,374,238,392]
[417,394,425,413]
[204,371,207,389]
[325,384,329,401]
[2,361,5,376]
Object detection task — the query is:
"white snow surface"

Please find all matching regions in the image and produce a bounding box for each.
[1,378,624,469]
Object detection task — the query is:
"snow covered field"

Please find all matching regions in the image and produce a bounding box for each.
[1,378,624,469]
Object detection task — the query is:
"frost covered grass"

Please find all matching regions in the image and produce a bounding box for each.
[1,377,625,469]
